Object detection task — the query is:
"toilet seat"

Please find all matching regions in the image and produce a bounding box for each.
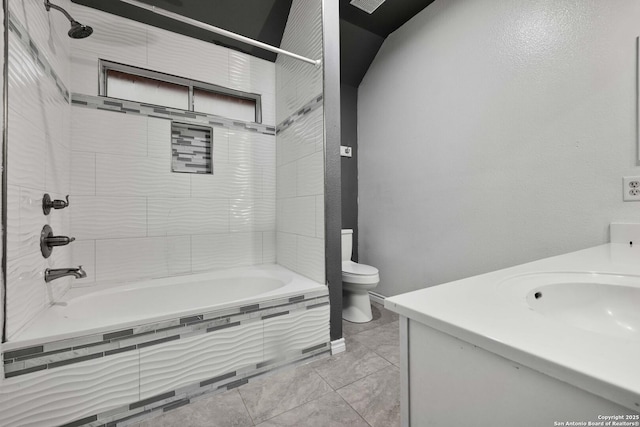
[342,261,379,285]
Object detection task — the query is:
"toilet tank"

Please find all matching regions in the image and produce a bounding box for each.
[341,229,353,262]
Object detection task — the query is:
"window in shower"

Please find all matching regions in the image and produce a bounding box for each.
[100,60,262,123]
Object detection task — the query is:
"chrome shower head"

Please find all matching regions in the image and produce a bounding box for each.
[44,0,93,39]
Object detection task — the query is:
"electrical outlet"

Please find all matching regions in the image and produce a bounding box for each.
[623,176,640,201]
[340,146,352,158]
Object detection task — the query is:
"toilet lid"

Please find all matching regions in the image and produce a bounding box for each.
[342,261,378,276]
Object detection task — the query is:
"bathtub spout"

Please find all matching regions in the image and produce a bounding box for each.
[45,266,87,283]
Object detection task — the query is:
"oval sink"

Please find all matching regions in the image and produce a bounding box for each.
[526,281,640,340]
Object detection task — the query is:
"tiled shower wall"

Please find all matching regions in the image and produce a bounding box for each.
[275,0,326,284]
[5,0,72,339]
[67,4,277,286]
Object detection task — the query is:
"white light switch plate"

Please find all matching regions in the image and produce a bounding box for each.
[340,146,352,158]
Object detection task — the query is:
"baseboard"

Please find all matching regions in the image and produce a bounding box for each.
[330,338,346,355]
[369,291,386,305]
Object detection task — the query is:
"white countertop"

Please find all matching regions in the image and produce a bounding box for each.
[385,243,640,412]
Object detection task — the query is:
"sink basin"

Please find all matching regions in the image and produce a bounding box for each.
[499,272,640,341]
[527,282,640,340]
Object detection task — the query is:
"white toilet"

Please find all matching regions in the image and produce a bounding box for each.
[341,229,380,323]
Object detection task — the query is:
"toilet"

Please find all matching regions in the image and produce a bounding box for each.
[341,229,380,323]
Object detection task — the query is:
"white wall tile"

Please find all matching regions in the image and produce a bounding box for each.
[191,232,262,272]
[7,109,46,190]
[71,197,147,240]
[276,162,297,199]
[8,36,50,121]
[147,198,229,236]
[0,350,140,427]
[45,139,71,195]
[96,154,190,198]
[96,236,191,283]
[262,165,276,199]
[147,117,171,159]
[229,50,251,92]
[263,231,276,263]
[315,195,324,238]
[146,25,229,88]
[261,92,276,126]
[276,82,298,124]
[71,240,96,285]
[15,187,47,261]
[71,151,96,196]
[65,1,278,288]
[230,199,276,232]
[9,0,70,87]
[70,48,99,95]
[228,131,275,168]
[296,236,325,284]
[250,56,276,95]
[7,0,72,339]
[278,126,316,167]
[277,196,316,237]
[6,185,20,260]
[139,321,263,399]
[5,250,47,339]
[263,305,330,360]
[212,128,230,164]
[296,151,324,196]
[71,107,148,156]
[276,232,297,271]
[191,163,261,199]
[69,3,148,68]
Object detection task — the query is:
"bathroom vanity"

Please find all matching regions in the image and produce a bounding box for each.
[385,224,640,427]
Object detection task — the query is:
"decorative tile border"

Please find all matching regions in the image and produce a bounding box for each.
[71,93,276,136]
[171,122,212,174]
[8,12,70,101]
[276,94,323,134]
[62,343,330,427]
[2,289,328,378]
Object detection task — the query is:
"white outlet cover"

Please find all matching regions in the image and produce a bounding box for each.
[340,146,353,158]
[622,176,640,201]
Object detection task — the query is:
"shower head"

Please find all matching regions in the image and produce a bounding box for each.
[44,0,93,39]
[68,21,93,39]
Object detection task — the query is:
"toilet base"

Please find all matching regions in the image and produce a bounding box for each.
[342,287,373,323]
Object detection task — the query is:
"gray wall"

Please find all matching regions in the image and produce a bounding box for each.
[341,83,358,261]
[358,0,640,297]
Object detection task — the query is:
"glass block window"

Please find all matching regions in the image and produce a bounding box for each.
[171,122,212,174]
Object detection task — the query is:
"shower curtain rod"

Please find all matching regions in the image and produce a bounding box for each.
[119,0,322,67]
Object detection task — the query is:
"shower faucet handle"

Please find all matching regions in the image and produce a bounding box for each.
[43,193,69,215]
[40,225,75,258]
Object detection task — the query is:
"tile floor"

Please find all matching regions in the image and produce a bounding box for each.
[136,302,400,427]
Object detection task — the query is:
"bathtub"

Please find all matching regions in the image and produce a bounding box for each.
[0,263,331,427]
[5,263,327,350]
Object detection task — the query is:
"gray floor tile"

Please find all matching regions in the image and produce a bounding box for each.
[254,391,370,427]
[342,302,398,337]
[136,389,253,427]
[337,365,401,427]
[352,320,400,366]
[237,363,333,424]
[310,338,391,389]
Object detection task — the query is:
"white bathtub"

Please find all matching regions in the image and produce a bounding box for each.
[6,264,326,349]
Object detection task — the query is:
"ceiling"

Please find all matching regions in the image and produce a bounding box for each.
[71,0,435,87]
